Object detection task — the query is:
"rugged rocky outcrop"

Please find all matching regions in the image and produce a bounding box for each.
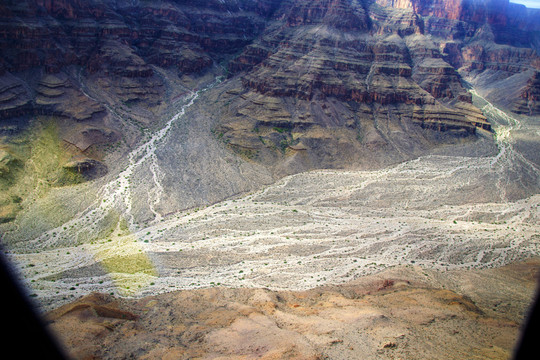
[218,0,529,172]
[514,70,540,115]
[0,0,539,212]
[44,258,540,360]
[0,0,282,140]
[375,0,540,113]
[0,0,283,222]
[0,72,33,120]
[62,156,108,180]
[1,0,538,152]
[35,73,106,122]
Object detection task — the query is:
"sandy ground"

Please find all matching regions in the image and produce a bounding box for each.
[9,154,540,312]
[5,87,540,314]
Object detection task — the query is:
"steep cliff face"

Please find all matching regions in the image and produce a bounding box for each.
[280,0,371,30]
[0,0,539,217]
[0,0,281,135]
[377,0,530,25]
[218,0,521,173]
[0,0,284,221]
[514,70,540,115]
[1,0,537,123]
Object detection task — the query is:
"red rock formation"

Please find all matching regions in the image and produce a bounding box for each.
[514,71,540,115]
[45,261,538,360]
[1,0,539,175]
[280,0,370,30]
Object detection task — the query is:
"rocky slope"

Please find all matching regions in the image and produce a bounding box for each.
[216,0,540,173]
[45,258,540,360]
[0,0,539,219]
[0,0,281,222]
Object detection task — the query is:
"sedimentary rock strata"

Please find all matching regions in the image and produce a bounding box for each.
[0,0,538,211]
[219,0,534,171]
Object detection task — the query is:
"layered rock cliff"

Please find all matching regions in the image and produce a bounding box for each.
[1,0,538,152]
[0,0,283,221]
[0,0,539,219]
[218,0,539,172]
[0,0,283,143]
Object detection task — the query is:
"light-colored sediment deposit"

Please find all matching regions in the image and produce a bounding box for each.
[5,87,539,316]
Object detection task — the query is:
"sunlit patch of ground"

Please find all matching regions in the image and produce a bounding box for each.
[4,87,540,312]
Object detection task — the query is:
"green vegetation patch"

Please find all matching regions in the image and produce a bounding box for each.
[100,253,158,276]
[0,118,85,223]
[26,120,84,188]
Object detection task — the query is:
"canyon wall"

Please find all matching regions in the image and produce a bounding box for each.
[0,0,539,219]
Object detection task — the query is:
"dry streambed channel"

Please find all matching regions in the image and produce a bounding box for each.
[5,89,540,312]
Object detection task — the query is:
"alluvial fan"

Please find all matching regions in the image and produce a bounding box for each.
[5,83,539,312]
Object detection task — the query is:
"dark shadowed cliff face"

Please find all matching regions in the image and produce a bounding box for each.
[0,0,539,218]
[0,0,281,119]
[0,0,284,222]
[215,0,539,172]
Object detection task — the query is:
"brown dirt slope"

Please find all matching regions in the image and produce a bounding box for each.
[46,257,540,360]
